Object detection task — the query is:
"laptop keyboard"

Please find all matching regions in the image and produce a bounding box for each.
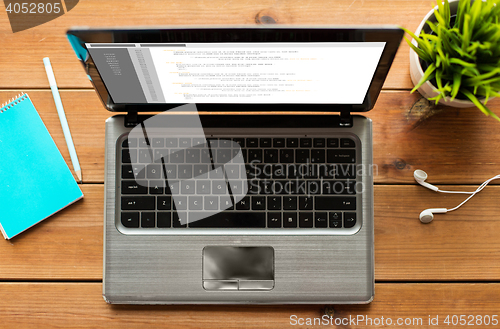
[118,135,359,231]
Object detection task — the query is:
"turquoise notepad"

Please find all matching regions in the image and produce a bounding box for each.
[0,93,83,239]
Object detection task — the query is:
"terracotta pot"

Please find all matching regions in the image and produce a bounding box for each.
[409,0,478,108]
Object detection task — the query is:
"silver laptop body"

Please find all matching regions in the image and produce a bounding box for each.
[67,26,403,304]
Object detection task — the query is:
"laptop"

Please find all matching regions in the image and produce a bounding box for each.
[67,26,403,304]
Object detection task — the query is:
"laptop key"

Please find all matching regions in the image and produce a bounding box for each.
[122,165,135,179]
[283,196,297,210]
[192,138,205,146]
[287,138,299,148]
[335,164,356,179]
[327,138,339,148]
[152,138,164,148]
[329,212,342,227]
[272,164,287,179]
[235,196,251,210]
[167,180,180,194]
[122,149,136,163]
[170,149,185,163]
[189,212,266,228]
[181,180,195,194]
[216,148,232,164]
[178,165,193,179]
[157,196,171,210]
[259,179,273,194]
[267,196,282,210]
[273,138,285,147]
[340,138,356,148]
[315,196,356,210]
[163,165,176,179]
[313,138,325,147]
[330,211,341,221]
[220,196,234,210]
[141,212,156,228]
[287,165,301,179]
[311,149,325,163]
[124,137,137,148]
[204,196,218,210]
[300,138,312,147]
[264,149,278,163]
[279,149,294,163]
[166,138,178,148]
[147,164,162,178]
[139,149,152,163]
[299,196,313,210]
[327,149,356,163]
[307,180,322,194]
[179,138,191,148]
[233,138,245,148]
[149,181,164,194]
[295,149,310,163]
[260,138,272,147]
[344,212,356,228]
[252,196,266,210]
[299,212,314,228]
[186,149,200,163]
[157,212,171,228]
[267,213,282,228]
[121,196,155,210]
[283,213,297,227]
[121,212,139,228]
[248,149,263,163]
[153,149,168,163]
[172,212,187,228]
[330,220,342,228]
[246,138,258,147]
[314,212,328,228]
[194,164,210,178]
[121,180,148,194]
[196,180,211,194]
[207,138,218,148]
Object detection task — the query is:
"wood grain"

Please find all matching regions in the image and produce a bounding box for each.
[0,185,103,280]
[0,0,440,90]
[375,185,500,282]
[1,90,498,185]
[2,0,499,325]
[1,185,499,281]
[0,282,499,328]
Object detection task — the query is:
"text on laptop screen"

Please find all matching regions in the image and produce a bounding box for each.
[86,43,385,104]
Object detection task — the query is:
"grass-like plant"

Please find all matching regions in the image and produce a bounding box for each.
[403,0,500,121]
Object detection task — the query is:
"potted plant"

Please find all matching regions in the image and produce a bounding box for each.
[404,0,500,121]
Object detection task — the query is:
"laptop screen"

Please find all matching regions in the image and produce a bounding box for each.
[67,27,403,112]
[86,42,385,105]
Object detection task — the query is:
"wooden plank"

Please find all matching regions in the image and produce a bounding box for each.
[1,90,498,185]
[0,0,441,89]
[371,94,500,184]
[0,185,103,280]
[1,185,499,281]
[375,185,500,281]
[0,282,499,328]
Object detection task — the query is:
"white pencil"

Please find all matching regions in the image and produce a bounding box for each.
[43,57,82,183]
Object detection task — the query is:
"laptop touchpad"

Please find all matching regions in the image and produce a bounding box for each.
[203,246,274,291]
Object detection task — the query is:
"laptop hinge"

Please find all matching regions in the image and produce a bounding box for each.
[339,111,353,127]
[125,111,139,127]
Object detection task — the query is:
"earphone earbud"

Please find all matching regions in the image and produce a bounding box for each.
[414,170,500,224]
[414,169,439,192]
[419,208,448,223]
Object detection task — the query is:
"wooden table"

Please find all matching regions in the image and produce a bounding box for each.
[1,1,500,328]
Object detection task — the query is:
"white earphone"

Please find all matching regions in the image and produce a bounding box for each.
[414,169,500,223]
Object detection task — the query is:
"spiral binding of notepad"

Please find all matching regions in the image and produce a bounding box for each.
[0,93,27,113]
